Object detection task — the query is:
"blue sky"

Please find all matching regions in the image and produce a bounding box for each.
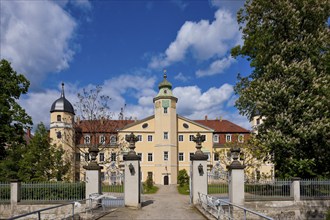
[0,0,252,130]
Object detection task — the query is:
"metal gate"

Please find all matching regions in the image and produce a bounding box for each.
[102,172,125,207]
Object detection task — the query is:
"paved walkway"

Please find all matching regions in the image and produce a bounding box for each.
[99,185,206,219]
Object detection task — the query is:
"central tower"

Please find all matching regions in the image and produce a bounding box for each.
[153,71,178,184]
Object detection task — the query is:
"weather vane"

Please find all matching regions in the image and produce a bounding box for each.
[163,69,167,79]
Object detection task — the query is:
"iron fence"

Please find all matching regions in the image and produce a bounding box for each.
[0,182,10,202]
[301,179,330,199]
[245,179,291,200]
[102,174,124,206]
[21,182,85,202]
[208,174,228,196]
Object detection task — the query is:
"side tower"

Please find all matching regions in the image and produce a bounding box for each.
[50,83,76,181]
[153,71,178,184]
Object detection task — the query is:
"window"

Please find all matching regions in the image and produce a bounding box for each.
[256,118,260,125]
[75,153,80,162]
[148,153,153,161]
[110,135,117,145]
[137,153,142,161]
[238,134,244,143]
[99,135,106,145]
[57,115,61,121]
[164,107,168,113]
[206,152,210,161]
[101,172,105,181]
[137,135,142,141]
[111,152,116,161]
[85,153,90,161]
[201,135,206,141]
[57,131,62,139]
[189,135,194,141]
[178,152,184,161]
[148,135,153,142]
[190,152,194,160]
[164,132,168,140]
[214,152,219,161]
[99,153,104,162]
[148,172,153,179]
[213,134,219,143]
[164,151,168,161]
[178,135,183,142]
[84,135,91,144]
[226,134,232,142]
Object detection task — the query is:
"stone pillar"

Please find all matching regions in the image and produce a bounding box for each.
[83,146,103,200]
[190,133,208,205]
[123,133,141,208]
[291,177,301,202]
[227,147,246,206]
[10,179,21,215]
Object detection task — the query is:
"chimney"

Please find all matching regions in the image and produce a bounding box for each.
[76,116,80,124]
[205,115,208,121]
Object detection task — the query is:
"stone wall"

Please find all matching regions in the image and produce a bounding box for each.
[245,200,330,220]
[0,203,87,219]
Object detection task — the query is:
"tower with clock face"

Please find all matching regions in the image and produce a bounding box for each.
[153,71,178,184]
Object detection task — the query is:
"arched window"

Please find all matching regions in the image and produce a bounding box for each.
[57,115,61,121]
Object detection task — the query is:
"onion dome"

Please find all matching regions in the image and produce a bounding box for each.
[158,70,172,90]
[50,83,75,115]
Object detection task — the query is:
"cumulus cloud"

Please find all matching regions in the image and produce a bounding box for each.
[148,9,240,71]
[196,56,236,77]
[174,72,190,82]
[0,0,78,89]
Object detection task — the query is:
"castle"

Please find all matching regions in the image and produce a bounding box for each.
[49,73,273,184]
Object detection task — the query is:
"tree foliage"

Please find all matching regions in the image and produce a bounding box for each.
[0,59,32,160]
[232,0,330,178]
[18,123,70,181]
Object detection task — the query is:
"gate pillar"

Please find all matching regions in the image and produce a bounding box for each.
[123,133,141,208]
[190,133,208,205]
[227,147,246,206]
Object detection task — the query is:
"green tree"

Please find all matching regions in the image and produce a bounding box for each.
[232,0,330,178]
[18,123,70,181]
[0,59,32,180]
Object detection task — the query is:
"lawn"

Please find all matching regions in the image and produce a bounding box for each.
[177,184,190,195]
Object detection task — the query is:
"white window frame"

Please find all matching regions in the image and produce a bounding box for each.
[178,152,184,161]
[99,135,106,145]
[110,135,117,145]
[238,134,244,143]
[178,135,183,142]
[99,152,105,162]
[226,134,232,142]
[84,135,91,144]
[164,132,168,140]
[189,135,194,141]
[213,134,219,143]
[111,152,116,161]
[147,153,153,162]
[189,152,194,160]
[137,135,142,142]
[164,151,169,161]
[148,135,153,142]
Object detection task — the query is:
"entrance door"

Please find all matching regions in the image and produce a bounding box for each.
[164,175,169,185]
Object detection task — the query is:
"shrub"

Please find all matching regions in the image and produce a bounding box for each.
[177,169,189,187]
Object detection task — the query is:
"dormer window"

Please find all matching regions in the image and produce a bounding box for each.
[84,135,91,145]
[110,135,117,145]
[57,115,61,122]
[99,135,106,145]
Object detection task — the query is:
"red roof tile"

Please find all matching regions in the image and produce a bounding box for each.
[194,119,250,133]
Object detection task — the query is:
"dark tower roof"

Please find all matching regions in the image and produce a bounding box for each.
[50,83,75,115]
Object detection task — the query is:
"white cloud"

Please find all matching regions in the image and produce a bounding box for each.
[148,9,240,70]
[196,56,236,77]
[174,72,190,82]
[0,0,78,89]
